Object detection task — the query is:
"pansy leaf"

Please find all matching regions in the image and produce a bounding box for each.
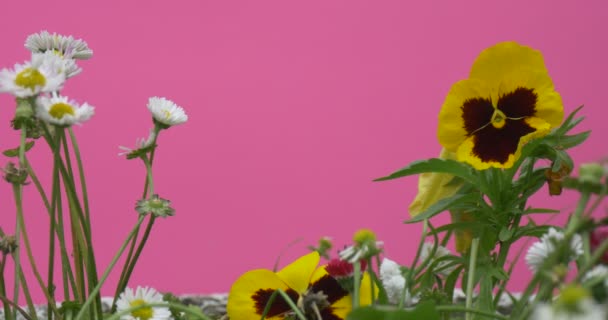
[554,105,584,137]
[347,301,440,320]
[405,193,480,224]
[3,141,35,157]
[556,131,591,150]
[375,158,478,185]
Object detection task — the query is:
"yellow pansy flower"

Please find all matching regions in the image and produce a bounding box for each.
[227,251,374,320]
[437,41,564,170]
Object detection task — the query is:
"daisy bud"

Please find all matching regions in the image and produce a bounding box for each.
[2,162,28,185]
[0,234,18,255]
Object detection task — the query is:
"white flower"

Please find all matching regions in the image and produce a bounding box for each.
[25,30,93,60]
[116,286,172,320]
[379,258,415,306]
[119,129,157,157]
[532,299,606,320]
[419,242,455,276]
[583,265,608,288]
[36,94,94,126]
[525,228,583,273]
[0,52,66,97]
[147,97,188,127]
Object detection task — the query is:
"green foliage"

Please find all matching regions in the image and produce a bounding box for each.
[347,302,441,320]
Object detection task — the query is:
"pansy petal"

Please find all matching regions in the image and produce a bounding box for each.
[409,149,463,217]
[311,271,376,319]
[227,269,296,320]
[470,42,549,89]
[438,78,493,152]
[276,251,320,294]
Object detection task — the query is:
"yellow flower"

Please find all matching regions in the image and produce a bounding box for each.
[437,42,564,170]
[227,251,375,320]
[409,149,462,217]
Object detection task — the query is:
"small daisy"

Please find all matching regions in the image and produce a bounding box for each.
[36,93,94,126]
[339,229,383,263]
[531,286,606,320]
[147,97,188,128]
[135,194,175,218]
[0,52,66,97]
[525,228,583,273]
[115,286,172,320]
[419,242,455,276]
[25,30,93,60]
[119,129,157,158]
[379,258,415,306]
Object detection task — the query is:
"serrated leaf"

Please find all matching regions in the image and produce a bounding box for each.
[3,141,35,157]
[554,105,584,136]
[375,158,478,185]
[347,302,441,320]
[405,193,480,224]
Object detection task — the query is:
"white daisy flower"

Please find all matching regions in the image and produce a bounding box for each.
[583,265,608,289]
[119,129,157,157]
[147,97,188,127]
[532,285,606,320]
[0,52,66,97]
[36,94,94,126]
[525,228,583,273]
[115,286,172,320]
[419,242,455,276]
[25,30,93,60]
[379,258,416,306]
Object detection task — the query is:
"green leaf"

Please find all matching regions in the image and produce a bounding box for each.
[554,105,584,136]
[498,227,513,242]
[555,131,591,149]
[375,158,478,185]
[347,302,441,320]
[523,208,560,215]
[3,141,35,157]
[405,193,480,224]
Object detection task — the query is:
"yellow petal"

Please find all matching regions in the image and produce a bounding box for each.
[227,269,291,320]
[276,251,320,294]
[470,42,549,90]
[450,210,474,253]
[409,149,463,217]
[438,78,493,152]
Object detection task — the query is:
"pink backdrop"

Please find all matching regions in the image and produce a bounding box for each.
[1,1,607,302]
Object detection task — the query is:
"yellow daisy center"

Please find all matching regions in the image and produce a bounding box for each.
[49,103,75,119]
[129,299,154,320]
[14,68,46,90]
[163,110,172,119]
[490,108,507,129]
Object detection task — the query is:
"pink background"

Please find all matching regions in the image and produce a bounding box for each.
[1,1,607,302]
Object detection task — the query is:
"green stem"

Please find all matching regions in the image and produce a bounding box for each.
[74,216,146,320]
[353,260,361,309]
[13,184,61,319]
[465,238,480,320]
[401,220,429,309]
[0,254,13,320]
[436,306,508,320]
[11,126,28,319]
[17,268,38,320]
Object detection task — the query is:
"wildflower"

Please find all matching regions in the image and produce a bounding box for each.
[0,52,66,97]
[25,30,93,60]
[2,162,28,185]
[227,251,375,320]
[437,41,564,170]
[147,97,188,128]
[115,286,172,320]
[579,163,605,185]
[307,236,333,259]
[379,258,415,306]
[525,228,583,273]
[119,129,157,159]
[339,229,383,263]
[0,235,18,255]
[135,195,175,218]
[325,259,367,292]
[419,242,455,275]
[36,93,94,126]
[531,286,606,320]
